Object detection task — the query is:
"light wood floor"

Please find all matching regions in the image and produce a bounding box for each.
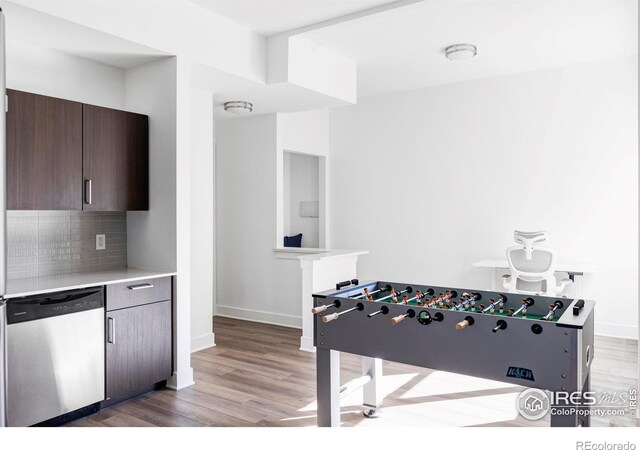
[67,317,638,427]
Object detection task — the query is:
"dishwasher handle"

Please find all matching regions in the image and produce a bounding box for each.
[107,317,115,344]
[38,288,102,306]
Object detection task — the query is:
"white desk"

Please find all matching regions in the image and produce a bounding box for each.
[472,259,598,297]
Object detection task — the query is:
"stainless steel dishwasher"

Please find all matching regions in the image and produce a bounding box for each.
[6,287,105,427]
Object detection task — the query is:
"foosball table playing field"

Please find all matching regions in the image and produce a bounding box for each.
[312,279,595,427]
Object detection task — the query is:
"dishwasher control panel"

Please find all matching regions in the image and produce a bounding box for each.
[7,287,105,324]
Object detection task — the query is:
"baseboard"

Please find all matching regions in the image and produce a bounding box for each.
[215,305,301,329]
[300,336,316,353]
[595,322,638,340]
[191,332,216,353]
[166,367,195,391]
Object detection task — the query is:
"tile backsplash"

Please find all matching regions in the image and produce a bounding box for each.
[7,211,127,280]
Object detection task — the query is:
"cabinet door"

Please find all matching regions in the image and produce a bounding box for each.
[105,301,172,400]
[7,90,83,210]
[83,104,149,211]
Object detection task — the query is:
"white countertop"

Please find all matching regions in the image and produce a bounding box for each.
[273,247,332,254]
[4,268,177,299]
[296,249,369,261]
[472,259,598,273]
[273,247,368,261]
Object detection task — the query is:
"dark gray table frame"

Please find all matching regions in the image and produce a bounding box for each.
[314,281,595,427]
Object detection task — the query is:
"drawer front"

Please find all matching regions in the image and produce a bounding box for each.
[106,277,171,311]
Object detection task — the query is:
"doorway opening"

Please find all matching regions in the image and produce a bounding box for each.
[283,151,321,249]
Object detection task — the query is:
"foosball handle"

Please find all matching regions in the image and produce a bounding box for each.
[312,305,328,314]
[455,316,475,331]
[322,313,339,323]
[390,314,406,325]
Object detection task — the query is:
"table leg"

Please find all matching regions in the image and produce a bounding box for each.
[579,373,591,427]
[317,348,340,427]
[362,357,383,418]
[550,374,590,427]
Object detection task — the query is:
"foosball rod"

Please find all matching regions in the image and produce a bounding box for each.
[405,288,435,305]
[510,298,535,317]
[367,305,389,318]
[426,290,456,308]
[366,286,417,318]
[491,319,508,333]
[311,299,341,315]
[481,294,507,314]
[543,300,564,321]
[349,284,392,300]
[452,292,481,311]
[372,286,413,304]
[322,302,364,323]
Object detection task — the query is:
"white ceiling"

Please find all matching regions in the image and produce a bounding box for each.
[5,2,168,69]
[191,62,352,119]
[188,0,399,35]
[300,0,638,98]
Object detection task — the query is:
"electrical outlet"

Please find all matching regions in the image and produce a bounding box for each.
[96,234,106,250]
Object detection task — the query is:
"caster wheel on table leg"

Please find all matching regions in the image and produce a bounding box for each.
[363,408,382,419]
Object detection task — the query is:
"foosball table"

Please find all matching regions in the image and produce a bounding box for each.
[313,279,595,427]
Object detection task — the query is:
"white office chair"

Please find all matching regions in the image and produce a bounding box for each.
[501,231,571,296]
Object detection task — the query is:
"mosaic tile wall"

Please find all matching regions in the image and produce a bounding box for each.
[6,211,127,280]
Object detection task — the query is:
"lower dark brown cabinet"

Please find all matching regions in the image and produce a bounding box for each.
[105,300,172,400]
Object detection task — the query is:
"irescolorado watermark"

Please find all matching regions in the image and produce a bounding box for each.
[576,443,636,450]
[515,387,637,420]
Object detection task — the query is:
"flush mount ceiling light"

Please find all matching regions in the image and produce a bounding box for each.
[444,44,477,61]
[223,101,253,114]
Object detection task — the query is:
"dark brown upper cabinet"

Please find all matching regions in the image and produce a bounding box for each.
[7,89,83,210]
[6,89,149,211]
[83,104,149,211]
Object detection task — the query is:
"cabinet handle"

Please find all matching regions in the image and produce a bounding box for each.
[107,317,115,344]
[84,179,92,205]
[127,283,154,290]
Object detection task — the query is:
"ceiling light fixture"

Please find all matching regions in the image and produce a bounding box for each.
[224,101,253,115]
[444,44,477,61]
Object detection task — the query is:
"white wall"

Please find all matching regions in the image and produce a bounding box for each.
[16,0,266,83]
[283,151,292,238]
[125,58,177,272]
[7,39,125,108]
[217,111,333,328]
[287,153,320,248]
[217,114,302,327]
[329,57,638,339]
[280,109,330,158]
[125,57,194,389]
[286,37,357,103]
[189,88,215,352]
[278,109,330,248]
